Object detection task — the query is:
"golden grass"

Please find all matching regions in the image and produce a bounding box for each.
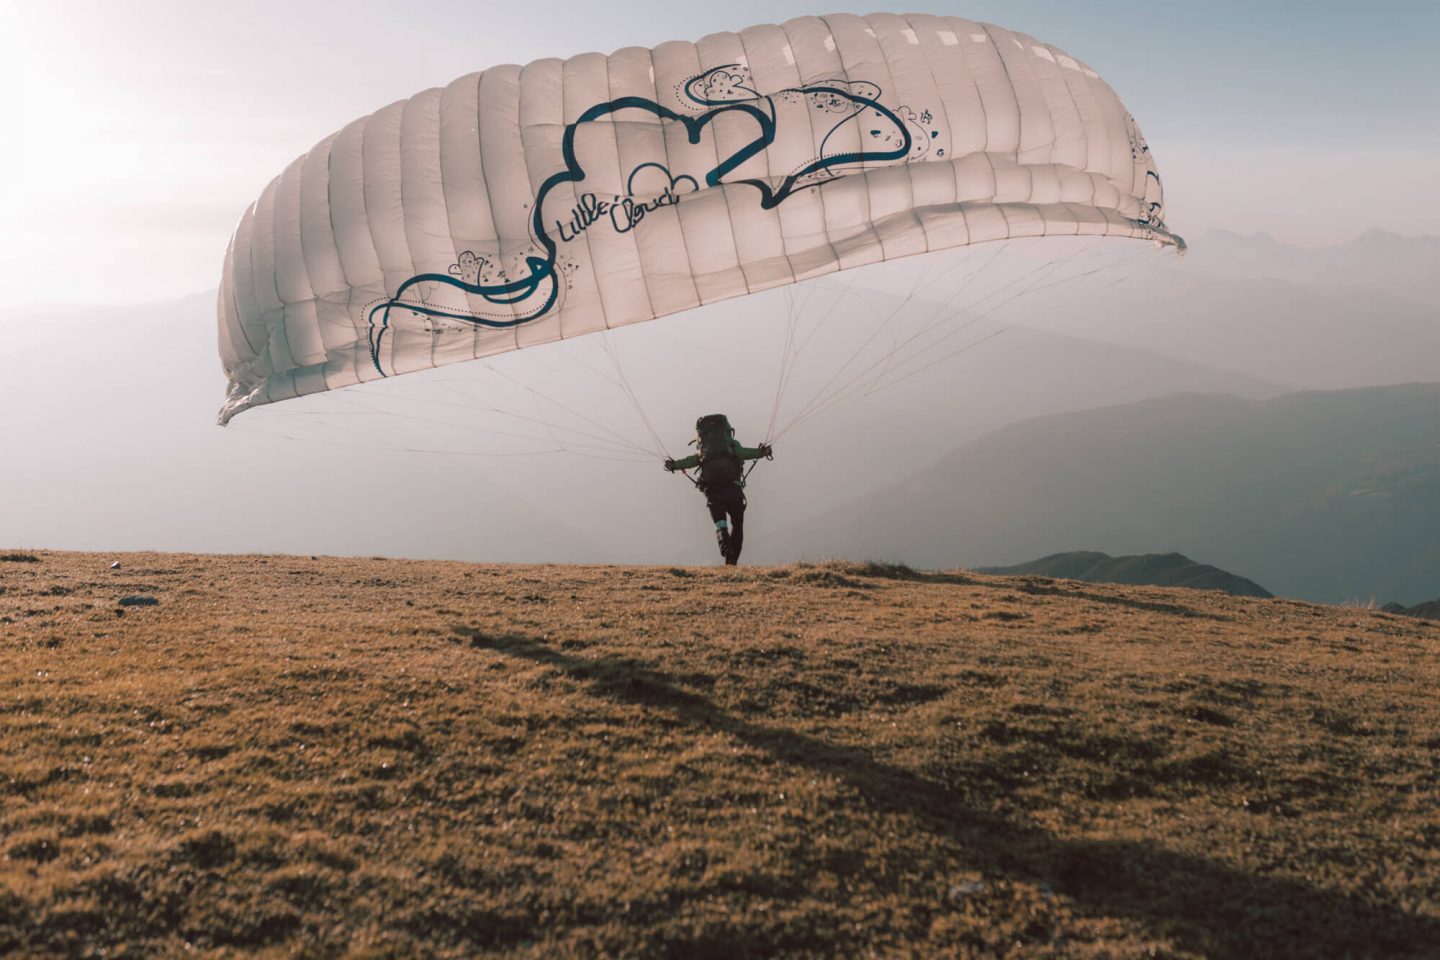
[2,551,1437,958]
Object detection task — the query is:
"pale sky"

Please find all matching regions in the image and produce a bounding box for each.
[0,0,1436,309]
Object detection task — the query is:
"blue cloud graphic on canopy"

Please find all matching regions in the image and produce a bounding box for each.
[366,65,928,376]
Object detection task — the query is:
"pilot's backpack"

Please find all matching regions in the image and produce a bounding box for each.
[695,414,742,486]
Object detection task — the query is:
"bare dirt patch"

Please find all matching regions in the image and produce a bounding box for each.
[2,552,1437,957]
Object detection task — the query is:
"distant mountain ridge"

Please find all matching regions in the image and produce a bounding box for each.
[978,551,1272,598]
[1187,229,1440,308]
[774,383,1440,605]
[1398,599,1440,622]
[1021,264,1440,392]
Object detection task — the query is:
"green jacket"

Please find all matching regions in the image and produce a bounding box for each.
[669,439,768,486]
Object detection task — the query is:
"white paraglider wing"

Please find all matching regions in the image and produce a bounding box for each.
[217,12,1181,424]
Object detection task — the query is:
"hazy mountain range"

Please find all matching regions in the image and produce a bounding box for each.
[1397,598,1440,621]
[1183,228,1440,309]
[1020,231,1440,392]
[772,383,1440,605]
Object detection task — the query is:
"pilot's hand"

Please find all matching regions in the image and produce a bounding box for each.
[664,459,677,472]
[759,443,774,459]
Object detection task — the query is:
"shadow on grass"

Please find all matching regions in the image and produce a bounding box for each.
[814,562,1232,621]
[872,565,1234,622]
[458,626,1437,958]
[1000,579,1236,621]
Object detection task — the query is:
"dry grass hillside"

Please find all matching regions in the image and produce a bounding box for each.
[2,551,1437,958]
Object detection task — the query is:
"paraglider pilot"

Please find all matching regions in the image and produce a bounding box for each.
[665,414,773,565]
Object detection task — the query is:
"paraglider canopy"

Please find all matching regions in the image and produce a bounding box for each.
[217,12,1181,425]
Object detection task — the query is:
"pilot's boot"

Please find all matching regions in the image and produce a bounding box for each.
[726,526,743,565]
